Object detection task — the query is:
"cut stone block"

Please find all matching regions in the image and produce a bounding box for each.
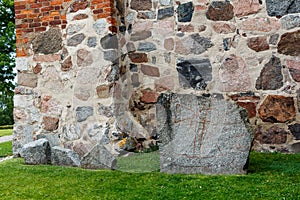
[20,139,51,165]
[156,93,253,175]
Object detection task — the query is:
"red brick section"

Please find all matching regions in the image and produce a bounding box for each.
[15,0,117,57]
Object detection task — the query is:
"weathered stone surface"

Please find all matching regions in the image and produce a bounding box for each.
[137,11,156,19]
[73,13,89,20]
[32,28,62,54]
[141,64,160,77]
[33,63,42,74]
[158,7,174,20]
[74,88,91,101]
[51,146,80,167]
[232,0,260,17]
[77,49,93,67]
[256,56,283,90]
[269,34,279,45]
[103,50,118,63]
[37,134,60,147]
[156,93,253,174]
[76,68,100,84]
[20,139,51,165]
[297,89,300,112]
[266,0,300,17]
[219,55,251,92]
[140,90,159,103]
[236,102,257,118]
[258,95,296,123]
[93,19,107,35]
[131,73,140,87]
[100,34,118,49]
[175,34,213,55]
[206,1,234,21]
[43,116,59,131]
[61,56,73,71]
[87,37,97,47]
[177,2,194,22]
[255,126,288,144]
[160,0,171,6]
[289,123,300,140]
[131,0,152,11]
[70,0,88,12]
[178,24,194,32]
[130,31,152,41]
[278,30,300,56]
[291,142,300,153]
[247,36,269,52]
[129,53,148,63]
[96,84,111,98]
[81,144,117,169]
[76,106,93,122]
[176,58,212,90]
[137,42,157,52]
[67,24,85,35]
[67,33,86,46]
[212,22,236,34]
[241,17,280,32]
[155,76,175,91]
[17,73,38,88]
[286,59,300,82]
[164,38,174,50]
[281,14,300,29]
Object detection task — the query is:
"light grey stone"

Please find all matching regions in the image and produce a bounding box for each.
[67,33,86,46]
[20,139,51,165]
[93,19,107,35]
[51,146,81,167]
[104,50,119,63]
[156,93,253,175]
[87,37,97,47]
[81,144,117,169]
[137,42,157,52]
[37,134,60,147]
[100,34,118,49]
[159,0,171,6]
[67,24,85,35]
[76,106,93,122]
[280,14,300,29]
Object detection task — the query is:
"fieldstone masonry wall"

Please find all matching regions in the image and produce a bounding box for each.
[14,0,300,168]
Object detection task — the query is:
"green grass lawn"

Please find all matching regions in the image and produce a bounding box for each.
[0,141,12,157]
[0,128,12,137]
[0,148,299,199]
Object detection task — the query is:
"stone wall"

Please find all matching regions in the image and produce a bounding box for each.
[14,0,300,167]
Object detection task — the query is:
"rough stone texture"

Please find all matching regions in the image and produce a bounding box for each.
[77,49,93,67]
[176,58,212,90]
[96,85,111,98]
[130,31,152,41]
[32,28,62,54]
[129,53,148,63]
[158,7,174,20]
[286,59,300,82]
[206,1,234,21]
[81,144,117,169]
[219,55,251,92]
[101,34,118,49]
[51,146,81,167]
[241,17,280,32]
[137,42,157,52]
[281,14,300,29]
[67,33,86,46]
[76,106,94,122]
[20,139,51,165]
[157,93,253,174]
[256,56,283,90]
[212,22,236,34]
[258,95,296,123]
[175,34,213,55]
[141,64,160,77]
[247,36,270,52]
[131,0,152,11]
[43,116,59,131]
[70,0,89,12]
[266,0,300,17]
[269,34,279,45]
[255,126,288,144]
[289,123,300,140]
[232,0,260,17]
[177,2,194,22]
[17,73,38,88]
[278,30,300,56]
[61,56,73,71]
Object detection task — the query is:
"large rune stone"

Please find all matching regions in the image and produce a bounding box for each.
[156,93,253,175]
[20,139,51,165]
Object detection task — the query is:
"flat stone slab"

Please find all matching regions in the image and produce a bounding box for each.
[156,93,253,175]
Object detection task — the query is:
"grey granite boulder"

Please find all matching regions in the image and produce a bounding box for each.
[156,93,254,175]
[20,138,51,165]
[81,144,117,169]
[51,146,81,167]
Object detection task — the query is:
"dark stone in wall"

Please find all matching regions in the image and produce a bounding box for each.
[76,106,94,122]
[177,2,194,22]
[61,56,73,71]
[266,0,300,17]
[255,126,288,144]
[288,123,300,140]
[247,36,270,52]
[131,0,152,11]
[103,50,118,63]
[269,34,279,45]
[278,30,300,56]
[129,53,148,63]
[100,34,118,49]
[297,89,300,112]
[87,37,97,48]
[130,31,152,41]
[158,7,174,20]
[255,56,283,90]
[32,28,62,54]
[176,58,212,90]
[67,33,86,47]
[206,1,234,21]
[137,42,157,52]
